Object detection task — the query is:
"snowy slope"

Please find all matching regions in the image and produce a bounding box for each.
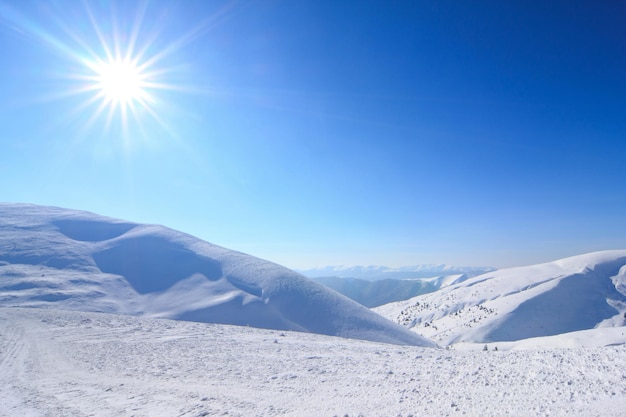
[453,326,626,351]
[375,251,626,345]
[1,307,625,417]
[0,203,435,346]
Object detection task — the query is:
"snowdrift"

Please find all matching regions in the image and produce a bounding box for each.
[0,203,435,347]
[375,251,626,345]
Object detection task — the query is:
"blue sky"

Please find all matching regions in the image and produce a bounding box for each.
[1,0,625,269]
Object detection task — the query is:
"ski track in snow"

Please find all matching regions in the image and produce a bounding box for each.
[1,307,626,417]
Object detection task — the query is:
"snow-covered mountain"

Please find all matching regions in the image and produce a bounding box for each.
[0,203,435,347]
[298,264,495,280]
[375,251,626,345]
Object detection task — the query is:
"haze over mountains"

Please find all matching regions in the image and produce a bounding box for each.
[0,203,434,347]
[300,265,496,308]
[298,264,495,280]
[310,274,469,307]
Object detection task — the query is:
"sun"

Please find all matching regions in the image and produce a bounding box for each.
[92,57,148,108]
[0,0,238,150]
[78,49,159,137]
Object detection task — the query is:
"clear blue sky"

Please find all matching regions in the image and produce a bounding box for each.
[1,0,625,269]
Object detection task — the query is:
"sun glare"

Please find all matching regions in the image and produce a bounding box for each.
[41,1,187,140]
[0,0,237,150]
[93,58,147,106]
[78,47,160,138]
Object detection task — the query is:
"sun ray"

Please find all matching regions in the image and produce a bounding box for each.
[0,0,246,156]
[84,2,114,63]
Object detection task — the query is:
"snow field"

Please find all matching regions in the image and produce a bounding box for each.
[2,307,626,417]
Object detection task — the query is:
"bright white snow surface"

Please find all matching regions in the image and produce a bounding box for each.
[0,203,434,347]
[375,251,626,345]
[1,307,625,417]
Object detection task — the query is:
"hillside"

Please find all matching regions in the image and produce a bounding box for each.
[375,251,626,345]
[0,203,435,347]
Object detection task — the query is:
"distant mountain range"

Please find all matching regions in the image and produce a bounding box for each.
[298,264,495,307]
[375,250,626,346]
[0,203,435,347]
[311,274,470,308]
[297,264,495,280]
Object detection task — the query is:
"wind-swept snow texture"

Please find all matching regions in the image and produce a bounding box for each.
[1,308,625,417]
[0,203,434,346]
[375,251,626,345]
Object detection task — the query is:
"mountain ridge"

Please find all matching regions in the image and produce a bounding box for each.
[374,250,626,345]
[0,203,435,347]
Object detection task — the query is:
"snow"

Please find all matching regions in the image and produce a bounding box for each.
[2,203,626,415]
[0,203,434,347]
[1,307,625,417]
[453,326,626,351]
[375,251,626,345]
